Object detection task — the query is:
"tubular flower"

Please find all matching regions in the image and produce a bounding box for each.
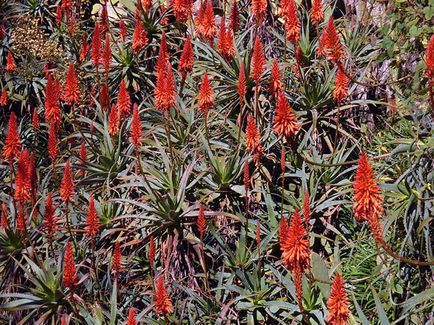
[327,274,350,325]
[130,103,142,149]
[149,236,155,270]
[17,205,26,233]
[198,73,214,114]
[303,190,311,227]
[310,0,324,25]
[44,193,57,236]
[63,242,78,289]
[64,63,80,105]
[272,92,300,139]
[126,308,137,325]
[195,2,205,37]
[1,203,8,229]
[100,83,110,111]
[85,196,100,240]
[201,0,216,41]
[132,10,148,53]
[3,112,21,162]
[250,36,266,81]
[173,0,193,22]
[102,34,112,72]
[155,62,176,111]
[155,276,173,315]
[238,65,247,101]
[179,36,194,75]
[56,6,63,25]
[229,0,240,33]
[284,0,300,44]
[324,18,344,64]
[14,150,32,203]
[252,0,267,23]
[197,205,207,240]
[245,114,264,163]
[0,88,7,106]
[100,3,108,33]
[279,209,311,271]
[32,107,40,130]
[45,75,62,129]
[269,59,282,95]
[317,27,328,57]
[6,52,16,73]
[60,161,75,203]
[333,67,349,104]
[109,104,120,136]
[117,80,131,119]
[112,240,122,276]
[426,35,434,83]
[218,19,235,59]
[119,19,127,41]
[48,123,59,163]
[91,22,101,66]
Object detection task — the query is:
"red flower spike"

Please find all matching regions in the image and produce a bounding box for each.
[132,11,148,53]
[202,0,216,41]
[197,205,206,239]
[100,3,108,33]
[426,35,434,83]
[56,5,63,24]
[117,80,131,119]
[16,205,27,233]
[0,88,7,106]
[14,150,32,203]
[102,34,112,73]
[100,83,110,111]
[250,36,266,81]
[317,27,328,57]
[218,19,227,56]
[245,114,264,164]
[85,196,100,240]
[44,193,57,236]
[32,107,40,130]
[327,273,350,325]
[324,18,344,64]
[179,36,194,75]
[109,104,120,136]
[279,209,311,271]
[303,190,311,227]
[1,203,8,229]
[126,307,137,325]
[156,32,169,81]
[237,64,246,101]
[3,112,21,162]
[155,62,176,112]
[252,0,267,23]
[284,0,300,44]
[333,67,349,104]
[64,63,80,105]
[6,52,16,73]
[141,0,152,13]
[173,0,193,22]
[198,73,214,114]
[45,75,62,129]
[80,32,90,61]
[273,92,300,139]
[130,103,142,149]
[60,161,75,203]
[63,242,78,289]
[119,19,127,41]
[48,123,59,163]
[112,240,122,276]
[155,276,173,315]
[269,59,282,95]
[149,236,155,270]
[195,2,205,37]
[91,22,102,66]
[229,0,240,33]
[310,0,324,25]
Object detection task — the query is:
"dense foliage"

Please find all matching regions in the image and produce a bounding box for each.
[0,0,433,324]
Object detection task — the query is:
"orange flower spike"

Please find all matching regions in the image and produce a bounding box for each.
[149,236,155,270]
[202,0,216,41]
[327,273,350,325]
[197,205,207,240]
[237,64,246,101]
[80,33,90,61]
[91,22,102,66]
[353,152,384,222]
[126,307,137,325]
[3,112,21,162]
[132,11,148,53]
[44,193,58,236]
[272,92,300,139]
[56,5,63,25]
[102,34,112,73]
[198,73,214,114]
[155,276,174,315]
[48,123,59,163]
[117,79,131,119]
[217,19,227,56]
[269,59,282,95]
[310,0,324,25]
[112,240,122,276]
[45,75,62,129]
[195,2,205,38]
[250,36,266,81]
[108,105,120,138]
[100,83,110,111]
[284,0,300,44]
[32,107,40,130]
[325,17,345,64]
[0,88,7,106]
[64,63,80,105]
[14,150,32,203]
[156,32,168,81]
[317,27,328,57]
[333,67,349,104]
[165,62,176,108]
[6,52,16,73]
[245,114,264,163]
[252,0,267,23]
[223,26,235,58]
[229,0,240,33]
[426,35,434,83]
[173,0,193,22]
[303,190,311,227]
[179,36,194,75]
[85,196,100,240]
[60,161,75,203]
[130,103,142,149]
[63,242,78,289]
